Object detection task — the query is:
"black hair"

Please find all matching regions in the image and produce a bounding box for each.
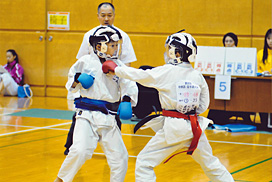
[262,28,272,64]
[6,49,19,64]
[98,2,115,14]
[223,32,238,47]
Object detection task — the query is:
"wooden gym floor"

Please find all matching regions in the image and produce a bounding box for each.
[0,96,271,182]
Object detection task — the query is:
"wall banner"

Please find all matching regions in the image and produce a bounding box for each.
[48,12,70,30]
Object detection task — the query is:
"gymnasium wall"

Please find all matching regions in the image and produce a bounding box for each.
[0,0,271,97]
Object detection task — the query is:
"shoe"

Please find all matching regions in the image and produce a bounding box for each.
[64,148,69,155]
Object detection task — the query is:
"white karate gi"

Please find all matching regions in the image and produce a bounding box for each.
[57,55,138,182]
[115,62,234,182]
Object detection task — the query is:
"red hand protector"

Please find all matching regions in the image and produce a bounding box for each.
[102,60,118,73]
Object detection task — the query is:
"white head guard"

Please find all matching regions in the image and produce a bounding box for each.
[89,25,122,59]
[164,31,197,65]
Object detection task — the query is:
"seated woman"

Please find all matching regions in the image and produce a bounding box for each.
[0,49,24,96]
[223,32,238,47]
[257,28,272,129]
[257,28,272,75]
[207,33,253,124]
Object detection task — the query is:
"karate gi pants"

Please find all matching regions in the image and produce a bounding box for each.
[57,117,128,182]
[135,130,234,182]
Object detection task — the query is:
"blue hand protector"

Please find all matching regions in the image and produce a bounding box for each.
[118,102,132,120]
[77,73,95,89]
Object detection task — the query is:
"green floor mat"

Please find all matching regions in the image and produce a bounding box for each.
[9,108,138,124]
[9,108,75,120]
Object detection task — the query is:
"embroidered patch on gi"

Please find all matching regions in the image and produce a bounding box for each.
[176,80,200,114]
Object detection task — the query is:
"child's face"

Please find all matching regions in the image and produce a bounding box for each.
[106,41,119,57]
[267,33,272,49]
[166,45,181,59]
[6,51,16,63]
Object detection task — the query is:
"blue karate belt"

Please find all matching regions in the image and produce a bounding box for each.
[74,97,122,129]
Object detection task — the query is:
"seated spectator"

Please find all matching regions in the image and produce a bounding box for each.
[257,28,272,129]
[257,28,272,75]
[0,49,24,96]
[208,32,253,125]
[223,32,238,47]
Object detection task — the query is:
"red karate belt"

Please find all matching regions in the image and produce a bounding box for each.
[162,109,202,163]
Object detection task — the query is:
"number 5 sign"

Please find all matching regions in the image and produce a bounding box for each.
[214,74,231,100]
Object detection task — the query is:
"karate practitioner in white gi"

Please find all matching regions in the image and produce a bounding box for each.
[64,2,137,156]
[54,26,138,182]
[102,31,234,182]
[67,2,136,102]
